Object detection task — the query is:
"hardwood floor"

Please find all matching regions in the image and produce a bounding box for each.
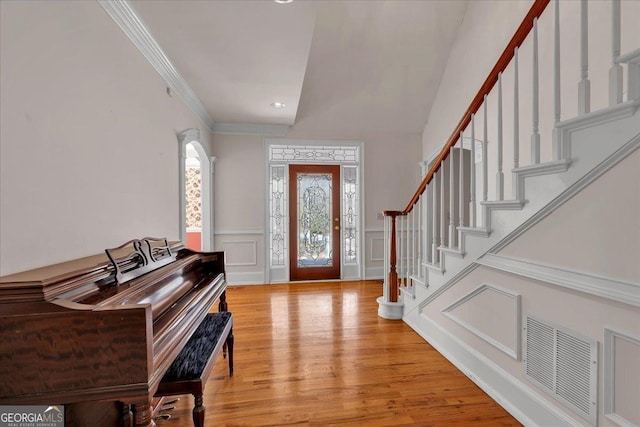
[158,280,521,427]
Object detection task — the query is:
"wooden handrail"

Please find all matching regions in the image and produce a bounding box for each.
[402,0,551,215]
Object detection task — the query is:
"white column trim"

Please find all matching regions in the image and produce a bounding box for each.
[177,128,213,251]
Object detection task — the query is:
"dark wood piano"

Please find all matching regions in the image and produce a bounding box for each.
[0,237,227,427]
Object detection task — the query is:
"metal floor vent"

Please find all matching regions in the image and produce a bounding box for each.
[524,315,598,425]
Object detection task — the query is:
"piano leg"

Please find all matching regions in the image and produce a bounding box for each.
[218,290,228,311]
[193,394,205,427]
[220,291,228,357]
[120,402,133,427]
[134,400,156,427]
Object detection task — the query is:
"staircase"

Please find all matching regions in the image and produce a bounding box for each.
[378,1,640,426]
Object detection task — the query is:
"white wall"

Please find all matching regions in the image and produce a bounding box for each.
[500,148,640,284]
[422,0,532,158]
[0,1,212,275]
[211,134,265,284]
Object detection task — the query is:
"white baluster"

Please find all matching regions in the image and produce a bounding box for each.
[407,210,412,280]
[414,193,427,277]
[383,215,389,299]
[531,18,541,165]
[514,47,519,171]
[432,176,438,264]
[413,206,417,277]
[483,96,488,203]
[412,208,415,279]
[470,114,476,227]
[459,132,464,230]
[553,0,562,160]
[411,209,414,279]
[449,145,456,247]
[440,162,445,255]
[610,0,622,106]
[401,217,404,286]
[497,72,504,201]
[579,0,591,115]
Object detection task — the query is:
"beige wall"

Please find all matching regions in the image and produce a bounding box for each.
[212,134,264,230]
[0,1,211,275]
[210,130,421,282]
[500,148,640,283]
[422,0,532,158]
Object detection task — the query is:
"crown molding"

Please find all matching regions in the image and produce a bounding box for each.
[212,122,290,137]
[98,0,215,132]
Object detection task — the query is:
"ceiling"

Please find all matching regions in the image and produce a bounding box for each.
[130,0,468,135]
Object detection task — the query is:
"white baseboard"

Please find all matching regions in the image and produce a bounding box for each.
[405,313,581,427]
[365,266,383,280]
[225,271,264,285]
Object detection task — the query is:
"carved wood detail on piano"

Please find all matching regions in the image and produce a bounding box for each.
[0,239,227,427]
[105,237,176,285]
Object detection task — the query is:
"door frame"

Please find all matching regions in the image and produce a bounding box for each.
[264,139,364,283]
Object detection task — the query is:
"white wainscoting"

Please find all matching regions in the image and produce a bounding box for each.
[221,240,257,266]
[366,227,384,279]
[216,227,384,283]
[215,228,265,285]
[442,284,521,360]
[478,253,640,308]
[405,313,580,427]
[605,329,640,427]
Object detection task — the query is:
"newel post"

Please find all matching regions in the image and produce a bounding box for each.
[387,211,400,301]
[377,210,404,320]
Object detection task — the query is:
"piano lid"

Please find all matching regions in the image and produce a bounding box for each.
[0,239,184,304]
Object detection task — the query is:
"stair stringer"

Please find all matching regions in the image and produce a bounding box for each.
[403,99,640,319]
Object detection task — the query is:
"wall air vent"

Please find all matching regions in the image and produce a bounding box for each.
[524,315,598,425]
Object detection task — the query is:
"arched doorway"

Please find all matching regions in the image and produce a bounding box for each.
[178,128,213,252]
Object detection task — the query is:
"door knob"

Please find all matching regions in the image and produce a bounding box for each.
[334,226,340,230]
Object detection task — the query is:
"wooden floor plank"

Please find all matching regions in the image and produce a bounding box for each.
[156,281,521,427]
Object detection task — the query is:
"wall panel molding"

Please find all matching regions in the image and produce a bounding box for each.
[442,284,521,359]
[214,228,264,235]
[478,253,640,307]
[221,240,258,266]
[605,329,640,427]
[369,237,385,262]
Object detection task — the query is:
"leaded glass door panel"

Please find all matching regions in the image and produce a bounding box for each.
[289,164,341,281]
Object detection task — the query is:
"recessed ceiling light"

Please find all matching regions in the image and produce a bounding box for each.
[274,0,293,3]
[271,102,286,109]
